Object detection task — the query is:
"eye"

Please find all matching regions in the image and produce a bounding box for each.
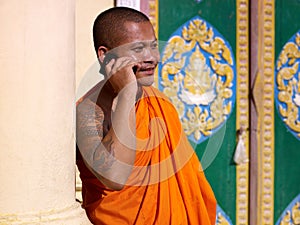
[132,46,144,53]
[151,42,158,49]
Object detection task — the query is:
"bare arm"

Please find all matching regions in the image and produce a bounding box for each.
[76,58,138,190]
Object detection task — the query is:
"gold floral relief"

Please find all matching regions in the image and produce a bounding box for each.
[277,197,300,225]
[216,205,233,225]
[275,32,300,139]
[159,17,236,143]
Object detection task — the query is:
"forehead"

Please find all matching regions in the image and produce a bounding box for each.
[119,21,156,45]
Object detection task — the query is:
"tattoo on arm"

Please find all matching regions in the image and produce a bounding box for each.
[92,135,116,172]
[77,101,104,138]
[77,99,116,172]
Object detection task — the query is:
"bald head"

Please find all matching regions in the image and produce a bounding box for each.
[93,7,150,56]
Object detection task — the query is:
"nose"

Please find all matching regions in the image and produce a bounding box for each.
[141,47,160,63]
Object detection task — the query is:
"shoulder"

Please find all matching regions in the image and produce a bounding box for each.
[76,82,106,129]
[143,86,169,99]
[142,86,173,105]
[76,81,105,106]
[76,80,107,117]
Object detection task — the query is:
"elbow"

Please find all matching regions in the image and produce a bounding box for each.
[108,182,125,191]
[102,177,127,191]
[100,171,131,191]
[103,164,133,191]
[88,156,134,191]
[86,163,129,191]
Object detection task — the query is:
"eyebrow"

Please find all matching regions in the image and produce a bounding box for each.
[131,39,157,46]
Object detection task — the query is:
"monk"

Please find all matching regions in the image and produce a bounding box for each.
[76,7,216,225]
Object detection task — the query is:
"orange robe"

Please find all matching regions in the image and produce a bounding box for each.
[77,86,216,225]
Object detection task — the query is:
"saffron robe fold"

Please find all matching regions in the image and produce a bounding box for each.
[77,86,216,225]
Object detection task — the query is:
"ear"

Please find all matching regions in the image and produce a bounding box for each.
[98,46,109,63]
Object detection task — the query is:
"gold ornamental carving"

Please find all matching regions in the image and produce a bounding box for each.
[255,0,275,224]
[278,200,300,225]
[276,32,300,139]
[216,212,231,225]
[236,0,250,224]
[160,18,235,143]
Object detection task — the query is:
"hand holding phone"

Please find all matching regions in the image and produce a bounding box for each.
[99,53,117,75]
[102,52,138,75]
[103,54,139,94]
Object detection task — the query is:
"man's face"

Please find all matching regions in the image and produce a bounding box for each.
[109,21,160,86]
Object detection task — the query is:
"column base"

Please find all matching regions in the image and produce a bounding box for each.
[0,203,91,225]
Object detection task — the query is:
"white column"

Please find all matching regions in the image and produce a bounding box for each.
[0,0,91,224]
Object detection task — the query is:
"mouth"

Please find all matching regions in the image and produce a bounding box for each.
[139,67,156,75]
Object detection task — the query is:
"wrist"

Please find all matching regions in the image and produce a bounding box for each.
[117,81,138,98]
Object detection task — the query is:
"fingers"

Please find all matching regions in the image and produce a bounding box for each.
[105,56,140,93]
[105,56,137,78]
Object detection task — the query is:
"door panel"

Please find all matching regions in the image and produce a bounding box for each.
[249,0,300,224]
[155,0,250,224]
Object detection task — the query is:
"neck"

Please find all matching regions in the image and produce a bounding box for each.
[135,86,143,101]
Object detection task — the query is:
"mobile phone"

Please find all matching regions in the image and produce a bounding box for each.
[99,52,117,75]
[104,52,117,65]
[133,66,137,74]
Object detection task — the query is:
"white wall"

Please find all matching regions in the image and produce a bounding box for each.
[76,0,114,100]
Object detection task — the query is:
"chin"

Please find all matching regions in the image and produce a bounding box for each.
[137,76,154,87]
